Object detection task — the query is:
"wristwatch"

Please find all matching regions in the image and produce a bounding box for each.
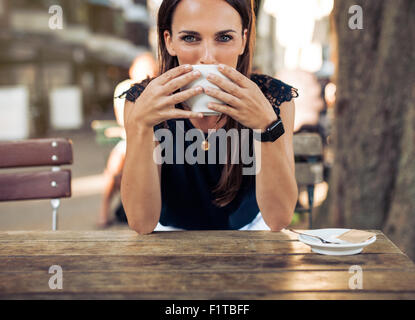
[253,107,285,142]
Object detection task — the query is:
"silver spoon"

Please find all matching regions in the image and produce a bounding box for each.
[287,229,340,244]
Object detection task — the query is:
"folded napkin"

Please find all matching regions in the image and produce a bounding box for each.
[336,230,376,243]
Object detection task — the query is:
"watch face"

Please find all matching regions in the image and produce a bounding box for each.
[253,118,284,142]
[268,119,284,142]
[268,119,281,132]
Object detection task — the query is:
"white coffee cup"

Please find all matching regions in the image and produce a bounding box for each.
[182,64,228,116]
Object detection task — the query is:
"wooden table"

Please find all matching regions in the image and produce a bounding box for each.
[1,230,415,300]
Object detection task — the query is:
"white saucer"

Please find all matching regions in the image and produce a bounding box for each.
[298,228,377,256]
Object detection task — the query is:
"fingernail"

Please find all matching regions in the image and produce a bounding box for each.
[184,64,192,70]
[218,64,225,71]
[193,70,201,76]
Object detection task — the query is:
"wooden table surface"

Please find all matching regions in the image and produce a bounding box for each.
[1,230,415,299]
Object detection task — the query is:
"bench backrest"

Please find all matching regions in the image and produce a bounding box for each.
[293,133,324,228]
[0,138,73,230]
[293,133,324,186]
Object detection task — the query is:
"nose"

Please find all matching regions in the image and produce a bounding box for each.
[199,41,217,65]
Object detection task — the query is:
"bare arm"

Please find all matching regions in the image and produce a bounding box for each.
[120,65,204,234]
[121,118,162,234]
[255,100,298,231]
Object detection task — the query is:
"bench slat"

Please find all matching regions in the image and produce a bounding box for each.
[295,162,324,185]
[0,138,73,168]
[0,170,71,201]
[293,133,323,156]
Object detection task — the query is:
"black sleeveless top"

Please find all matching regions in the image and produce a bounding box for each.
[122,73,298,230]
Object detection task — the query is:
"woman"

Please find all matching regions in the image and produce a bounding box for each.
[120,0,299,234]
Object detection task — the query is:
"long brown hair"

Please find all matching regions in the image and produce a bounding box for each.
[157,0,256,207]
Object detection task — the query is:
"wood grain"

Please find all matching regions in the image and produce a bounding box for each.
[0,229,386,242]
[0,230,414,299]
[0,170,71,201]
[2,291,415,300]
[1,253,413,273]
[0,138,73,168]
[0,231,400,256]
[0,237,399,256]
[1,270,415,295]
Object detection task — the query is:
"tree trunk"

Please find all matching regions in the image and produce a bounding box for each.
[316,0,415,260]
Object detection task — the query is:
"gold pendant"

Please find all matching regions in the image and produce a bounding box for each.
[201,140,210,151]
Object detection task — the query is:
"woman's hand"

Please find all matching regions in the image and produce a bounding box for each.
[124,64,204,133]
[204,64,277,131]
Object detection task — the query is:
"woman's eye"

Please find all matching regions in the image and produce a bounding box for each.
[217,34,233,42]
[180,34,233,43]
[181,35,197,42]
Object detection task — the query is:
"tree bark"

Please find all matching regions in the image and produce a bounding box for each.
[316,0,415,260]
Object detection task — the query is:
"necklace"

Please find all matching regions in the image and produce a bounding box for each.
[201,117,223,151]
[201,131,214,151]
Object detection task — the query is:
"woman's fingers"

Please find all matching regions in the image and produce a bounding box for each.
[206,73,243,98]
[157,64,193,86]
[162,69,201,95]
[164,108,204,120]
[217,64,250,88]
[165,86,203,106]
[207,103,238,119]
[204,86,243,109]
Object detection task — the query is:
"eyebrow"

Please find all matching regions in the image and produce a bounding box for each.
[178,29,238,36]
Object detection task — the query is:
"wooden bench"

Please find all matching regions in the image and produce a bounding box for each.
[0,138,73,230]
[293,133,324,228]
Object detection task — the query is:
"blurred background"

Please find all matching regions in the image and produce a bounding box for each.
[0,1,414,259]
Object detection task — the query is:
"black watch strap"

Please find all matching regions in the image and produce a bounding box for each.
[253,108,285,142]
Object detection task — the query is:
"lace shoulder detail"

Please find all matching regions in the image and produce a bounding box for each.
[250,73,299,108]
[116,77,153,102]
